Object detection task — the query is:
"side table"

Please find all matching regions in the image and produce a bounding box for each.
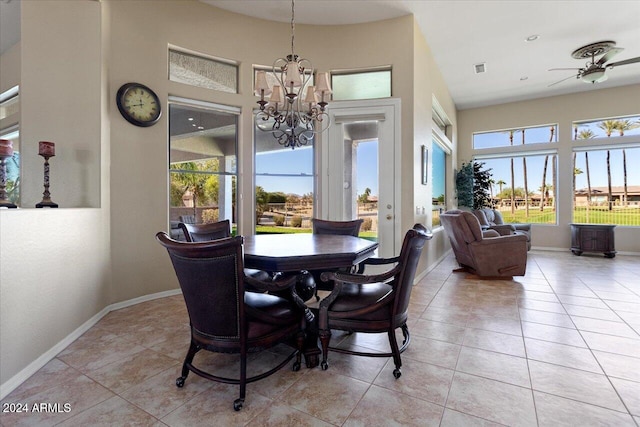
[570,223,616,258]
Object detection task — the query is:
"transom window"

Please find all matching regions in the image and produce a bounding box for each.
[473,124,558,150]
[331,68,391,101]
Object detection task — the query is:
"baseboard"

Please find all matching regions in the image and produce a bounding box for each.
[0,288,182,400]
[414,249,452,284]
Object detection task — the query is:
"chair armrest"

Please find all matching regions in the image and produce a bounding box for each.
[244,274,297,293]
[512,223,531,232]
[355,255,400,273]
[321,264,400,286]
[489,224,516,235]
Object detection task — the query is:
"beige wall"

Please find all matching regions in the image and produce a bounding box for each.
[0,0,110,388]
[458,84,640,253]
[1,0,455,392]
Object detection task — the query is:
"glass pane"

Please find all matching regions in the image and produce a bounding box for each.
[332,70,391,101]
[169,50,237,93]
[473,124,558,149]
[169,103,237,238]
[255,129,314,233]
[573,147,640,226]
[573,115,640,140]
[355,139,378,239]
[432,142,446,227]
[477,154,557,224]
[0,129,20,206]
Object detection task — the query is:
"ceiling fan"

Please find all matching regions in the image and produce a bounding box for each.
[548,41,640,87]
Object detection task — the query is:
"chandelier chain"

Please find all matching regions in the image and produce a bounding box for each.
[290,0,295,57]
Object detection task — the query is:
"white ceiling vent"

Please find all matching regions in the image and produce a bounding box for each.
[474,63,487,74]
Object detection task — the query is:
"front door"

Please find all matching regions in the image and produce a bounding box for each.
[320,99,401,257]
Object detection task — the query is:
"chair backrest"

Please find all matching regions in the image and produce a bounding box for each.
[179,214,197,224]
[180,220,231,242]
[156,232,244,341]
[392,224,431,318]
[312,218,363,237]
[440,210,484,267]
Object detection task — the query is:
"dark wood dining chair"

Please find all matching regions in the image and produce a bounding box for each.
[317,224,431,379]
[180,220,270,282]
[156,232,305,411]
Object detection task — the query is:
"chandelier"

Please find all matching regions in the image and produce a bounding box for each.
[254,0,331,149]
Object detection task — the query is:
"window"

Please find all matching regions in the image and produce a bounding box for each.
[168,100,238,238]
[331,68,391,101]
[431,140,448,228]
[169,49,237,93]
[255,130,314,233]
[473,124,558,150]
[573,146,640,226]
[573,115,640,140]
[0,126,19,206]
[474,153,558,224]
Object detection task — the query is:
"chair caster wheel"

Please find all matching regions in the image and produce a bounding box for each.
[321,361,328,370]
[175,377,185,388]
[393,369,401,379]
[292,361,301,372]
[233,398,244,411]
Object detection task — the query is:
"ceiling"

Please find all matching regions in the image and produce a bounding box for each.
[205,0,640,110]
[2,1,639,110]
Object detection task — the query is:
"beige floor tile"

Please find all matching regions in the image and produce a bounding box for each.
[446,372,537,427]
[439,409,506,427]
[373,358,454,405]
[571,316,638,339]
[462,328,526,357]
[279,369,369,425]
[521,321,586,348]
[533,391,636,427]
[528,360,626,411]
[299,344,386,383]
[0,375,114,427]
[564,304,623,321]
[57,334,147,373]
[343,385,444,427]
[85,349,179,394]
[518,299,567,314]
[593,351,640,383]
[120,366,213,419]
[56,395,160,426]
[455,346,530,388]
[400,335,461,369]
[466,314,522,336]
[519,291,560,303]
[557,294,609,309]
[524,338,603,373]
[245,402,334,427]
[518,308,575,328]
[581,331,640,358]
[411,318,467,344]
[421,304,471,326]
[1,358,81,401]
[606,300,640,313]
[610,377,640,416]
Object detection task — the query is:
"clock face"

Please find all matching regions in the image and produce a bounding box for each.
[116,83,162,127]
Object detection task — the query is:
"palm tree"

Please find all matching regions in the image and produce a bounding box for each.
[540,125,554,212]
[552,155,557,211]
[598,120,619,211]
[615,119,638,206]
[521,129,529,217]
[573,157,583,205]
[577,130,595,213]
[496,179,506,194]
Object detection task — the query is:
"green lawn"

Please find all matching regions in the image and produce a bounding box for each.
[254,225,378,241]
[499,207,640,226]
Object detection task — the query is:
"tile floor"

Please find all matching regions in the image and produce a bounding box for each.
[2,250,640,426]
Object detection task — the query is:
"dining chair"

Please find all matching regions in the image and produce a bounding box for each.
[180,220,270,282]
[310,218,365,300]
[317,224,431,379]
[156,232,305,411]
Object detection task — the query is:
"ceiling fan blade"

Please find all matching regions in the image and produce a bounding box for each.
[607,56,640,68]
[548,67,582,71]
[548,74,579,87]
[597,47,624,66]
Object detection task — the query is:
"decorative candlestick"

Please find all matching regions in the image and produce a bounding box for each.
[0,139,18,208]
[36,141,58,208]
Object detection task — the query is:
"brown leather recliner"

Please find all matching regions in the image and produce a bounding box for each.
[441,210,528,277]
[473,208,531,250]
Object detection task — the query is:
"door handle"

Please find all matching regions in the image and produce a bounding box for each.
[386,214,393,220]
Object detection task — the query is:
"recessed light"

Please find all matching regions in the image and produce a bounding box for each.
[197,126,204,130]
[188,117,194,121]
[525,35,540,42]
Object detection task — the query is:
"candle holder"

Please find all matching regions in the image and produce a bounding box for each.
[0,139,17,208]
[36,141,58,208]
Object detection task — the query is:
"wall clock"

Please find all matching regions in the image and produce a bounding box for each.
[116,82,162,127]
